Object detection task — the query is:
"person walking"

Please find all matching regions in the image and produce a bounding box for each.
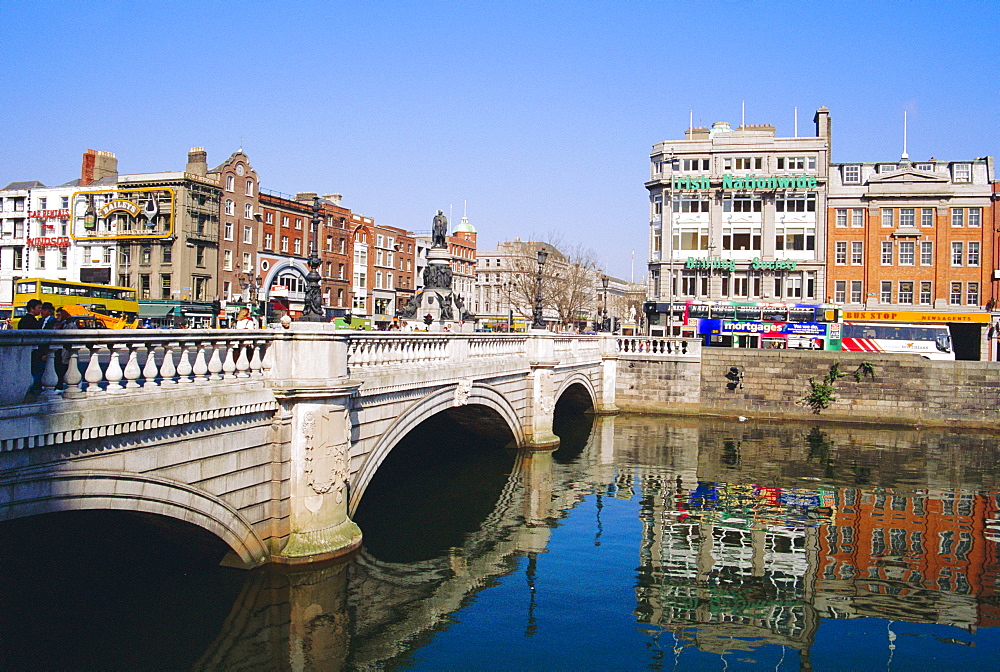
[235,307,257,329]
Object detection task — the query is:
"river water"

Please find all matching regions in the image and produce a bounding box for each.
[3,413,1000,670]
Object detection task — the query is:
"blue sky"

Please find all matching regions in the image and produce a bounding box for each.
[2,0,996,280]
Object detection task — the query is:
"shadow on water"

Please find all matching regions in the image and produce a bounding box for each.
[353,411,517,564]
[0,510,244,671]
[551,384,596,464]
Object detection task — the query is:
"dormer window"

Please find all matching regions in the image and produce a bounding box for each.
[916,163,934,171]
[842,165,861,183]
[952,163,972,183]
[878,164,898,173]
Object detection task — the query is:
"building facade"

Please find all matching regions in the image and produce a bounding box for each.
[646,110,831,334]
[207,150,261,304]
[826,156,996,359]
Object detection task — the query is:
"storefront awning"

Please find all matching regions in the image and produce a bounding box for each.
[139,304,175,318]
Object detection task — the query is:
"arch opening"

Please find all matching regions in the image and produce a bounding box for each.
[552,382,597,464]
[353,405,518,564]
[0,509,247,670]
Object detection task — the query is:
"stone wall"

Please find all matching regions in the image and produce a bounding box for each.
[616,348,1000,429]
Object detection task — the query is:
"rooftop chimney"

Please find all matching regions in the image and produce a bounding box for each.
[295,192,318,204]
[323,193,343,206]
[814,107,831,156]
[186,147,208,176]
[81,149,118,186]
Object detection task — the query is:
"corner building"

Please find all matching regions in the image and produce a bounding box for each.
[645,109,831,334]
[826,156,995,359]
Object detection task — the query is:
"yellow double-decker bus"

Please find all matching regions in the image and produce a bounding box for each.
[13,278,139,328]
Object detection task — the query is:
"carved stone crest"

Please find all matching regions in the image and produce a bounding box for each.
[302,408,351,501]
[454,379,473,406]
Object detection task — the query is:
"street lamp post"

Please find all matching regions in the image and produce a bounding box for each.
[601,275,610,331]
[239,269,261,316]
[531,248,548,330]
[301,196,325,322]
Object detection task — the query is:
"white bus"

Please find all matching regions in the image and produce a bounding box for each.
[841,323,954,360]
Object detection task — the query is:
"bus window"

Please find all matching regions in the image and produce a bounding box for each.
[712,304,736,320]
[735,305,761,321]
[788,307,815,322]
[762,306,787,322]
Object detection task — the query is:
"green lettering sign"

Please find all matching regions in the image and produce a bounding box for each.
[671,174,818,192]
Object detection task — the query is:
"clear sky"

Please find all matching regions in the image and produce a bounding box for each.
[2,0,996,280]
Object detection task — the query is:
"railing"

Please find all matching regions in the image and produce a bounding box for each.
[345,332,532,373]
[0,330,274,405]
[615,335,701,358]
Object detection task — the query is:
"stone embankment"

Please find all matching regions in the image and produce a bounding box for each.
[616,347,1000,429]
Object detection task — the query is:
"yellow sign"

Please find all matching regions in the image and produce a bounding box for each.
[98,199,141,218]
[843,310,991,324]
[71,187,174,241]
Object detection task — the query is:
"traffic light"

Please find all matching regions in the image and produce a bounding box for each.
[423,313,433,326]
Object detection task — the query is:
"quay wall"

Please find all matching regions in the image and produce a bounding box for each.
[616,348,1000,429]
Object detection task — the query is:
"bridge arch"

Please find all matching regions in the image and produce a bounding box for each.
[349,382,525,516]
[555,371,598,411]
[0,470,270,569]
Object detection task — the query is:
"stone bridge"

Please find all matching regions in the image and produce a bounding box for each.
[0,326,697,568]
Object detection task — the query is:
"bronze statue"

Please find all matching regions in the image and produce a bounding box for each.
[432,210,448,248]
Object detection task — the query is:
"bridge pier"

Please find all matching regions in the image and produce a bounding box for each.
[525,337,560,449]
[268,335,363,565]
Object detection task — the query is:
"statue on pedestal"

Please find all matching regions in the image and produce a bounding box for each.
[432,210,448,248]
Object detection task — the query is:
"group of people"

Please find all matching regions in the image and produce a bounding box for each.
[15,299,77,330]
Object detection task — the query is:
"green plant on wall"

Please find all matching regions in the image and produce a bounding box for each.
[805,361,877,413]
[852,361,876,382]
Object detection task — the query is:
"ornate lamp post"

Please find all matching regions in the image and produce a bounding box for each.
[300,196,325,322]
[239,268,261,315]
[531,248,548,330]
[600,275,610,331]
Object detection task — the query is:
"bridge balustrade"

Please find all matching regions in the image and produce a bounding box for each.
[0,330,274,406]
[615,335,701,358]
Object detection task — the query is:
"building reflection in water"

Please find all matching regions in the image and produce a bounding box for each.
[189,415,1000,669]
[628,418,1000,663]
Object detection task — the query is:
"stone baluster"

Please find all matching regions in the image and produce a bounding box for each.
[105,344,124,393]
[38,347,60,401]
[62,344,85,399]
[123,342,142,389]
[160,342,178,386]
[222,341,237,378]
[208,342,224,380]
[260,339,273,378]
[193,342,209,383]
[84,344,105,395]
[248,340,263,377]
[141,342,160,389]
[234,340,250,378]
[177,342,194,383]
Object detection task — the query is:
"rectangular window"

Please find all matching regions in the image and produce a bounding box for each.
[919,281,932,305]
[160,274,171,300]
[12,247,22,270]
[722,226,761,251]
[224,222,233,240]
[952,241,963,266]
[968,207,981,227]
[141,246,151,264]
[836,209,848,227]
[36,249,45,269]
[952,163,972,183]
[950,282,963,305]
[835,241,847,264]
[243,225,253,244]
[851,241,864,265]
[968,241,980,266]
[293,239,302,255]
[282,216,289,228]
[952,208,964,227]
[774,193,815,212]
[266,212,273,224]
[775,225,816,251]
[880,281,892,303]
[898,281,913,305]
[967,282,979,306]
[881,241,893,265]
[899,241,915,265]
[920,241,933,265]
[223,250,233,271]
[881,209,893,227]
[264,232,273,249]
[673,227,709,251]
[921,208,934,227]
[139,274,151,300]
[673,194,711,212]
[843,165,861,183]
[899,208,915,227]
[879,164,898,173]
[280,236,289,252]
[852,208,864,228]
[59,249,68,269]
[242,252,251,271]
[326,235,333,252]
[295,218,302,230]
[196,246,205,268]
[851,280,863,303]
[834,280,846,303]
